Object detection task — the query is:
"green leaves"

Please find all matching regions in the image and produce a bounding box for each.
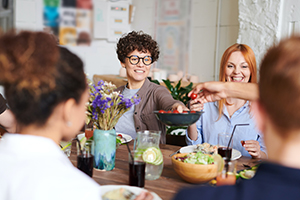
[151,79,160,85]
[162,79,193,105]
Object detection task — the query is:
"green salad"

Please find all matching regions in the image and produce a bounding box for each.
[177,152,214,165]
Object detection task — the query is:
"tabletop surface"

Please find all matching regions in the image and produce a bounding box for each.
[69,141,262,200]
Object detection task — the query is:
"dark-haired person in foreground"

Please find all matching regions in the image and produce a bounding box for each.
[0,93,16,133]
[173,36,300,200]
[115,31,187,143]
[0,31,152,200]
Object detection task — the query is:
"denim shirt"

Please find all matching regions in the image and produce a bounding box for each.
[186,101,266,157]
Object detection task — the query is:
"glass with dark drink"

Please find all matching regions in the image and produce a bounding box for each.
[77,154,94,177]
[129,161,146,187]
[77,140,94,177]
[218,133,233,159]
[217,146,232,159]
[129,150,146,187]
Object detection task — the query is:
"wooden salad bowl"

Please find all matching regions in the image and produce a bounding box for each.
[171,153,217,184]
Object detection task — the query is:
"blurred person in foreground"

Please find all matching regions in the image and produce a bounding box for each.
[115,31,186,143]
[0,31,152,200]
[186,44,266,158]
[174,36,300,199]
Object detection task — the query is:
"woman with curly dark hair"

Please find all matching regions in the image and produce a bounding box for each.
[115,31,187,143]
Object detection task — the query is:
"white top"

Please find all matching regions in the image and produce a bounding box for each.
[0,133,102,200]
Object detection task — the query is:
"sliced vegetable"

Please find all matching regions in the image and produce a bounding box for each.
[142,147,163,165]
[240,170,255,179]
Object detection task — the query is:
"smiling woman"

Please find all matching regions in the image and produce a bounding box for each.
[187,43,267,159]
[114,31,188,143]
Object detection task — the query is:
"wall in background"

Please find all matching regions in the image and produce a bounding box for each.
[3,0,299,96]
[13,0,239,83]
[130,0,239,82]
[238,0,300,68]
[188,0,239,81]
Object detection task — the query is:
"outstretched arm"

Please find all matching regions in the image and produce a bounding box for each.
[188,82,259,103]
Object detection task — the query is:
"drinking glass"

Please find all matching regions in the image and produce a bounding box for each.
[218,133,233,159]
[135,130,163,180]
[85,122,94,140]
[216,160,237,186]
[129,150,146,187]
[77,140,94,177]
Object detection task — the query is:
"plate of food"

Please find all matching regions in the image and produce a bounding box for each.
[154,110,204,126]
[179,143,242,160]
[117,133,132,143]
[101,185,162,200]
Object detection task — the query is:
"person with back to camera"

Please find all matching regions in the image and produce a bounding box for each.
[114,31,187,144]
[186,44,267,158]
[0,31,152,200]
[173,36,300,200]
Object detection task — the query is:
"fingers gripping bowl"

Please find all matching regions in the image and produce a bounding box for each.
[154,111,204,126]
[171,153,219,183]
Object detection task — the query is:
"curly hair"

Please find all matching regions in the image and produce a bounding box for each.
[116,31,159,63]
[0,31,86,127]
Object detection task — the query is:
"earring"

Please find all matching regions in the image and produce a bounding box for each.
[67,121,72,127]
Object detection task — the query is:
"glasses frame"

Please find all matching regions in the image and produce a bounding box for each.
[126,55,153,66]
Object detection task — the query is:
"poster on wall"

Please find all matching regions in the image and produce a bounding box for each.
[93,1,130,42]
[155,0,191,74]
[43,0,93,46]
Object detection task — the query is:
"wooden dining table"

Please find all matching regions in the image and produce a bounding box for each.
[69,141,262,200]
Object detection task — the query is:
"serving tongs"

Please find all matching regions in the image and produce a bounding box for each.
[169,149,180,157]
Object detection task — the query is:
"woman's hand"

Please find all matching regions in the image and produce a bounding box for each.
[188,99,204,111]
[242,140,267,159]
[172,103,189,113]
[134,191,153,200]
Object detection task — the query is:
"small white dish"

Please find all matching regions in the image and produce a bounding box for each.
[117,133,132,143]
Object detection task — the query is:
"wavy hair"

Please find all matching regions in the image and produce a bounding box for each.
[0,31,86,128]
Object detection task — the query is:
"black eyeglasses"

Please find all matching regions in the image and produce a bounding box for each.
[126,55,153,66]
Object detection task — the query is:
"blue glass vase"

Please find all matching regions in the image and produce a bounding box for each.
[93,129,116,171]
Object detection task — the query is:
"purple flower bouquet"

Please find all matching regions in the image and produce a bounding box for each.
[87,80,140,130]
